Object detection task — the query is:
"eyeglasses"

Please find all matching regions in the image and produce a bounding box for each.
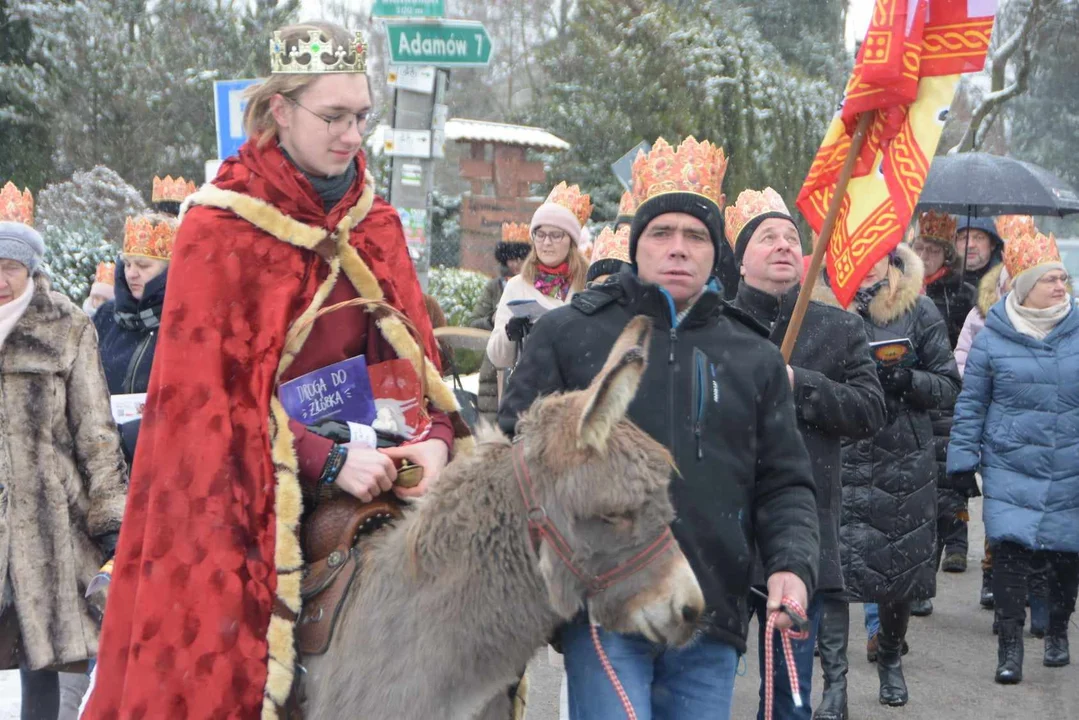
[285,96,372,137]
[533,230,567,245]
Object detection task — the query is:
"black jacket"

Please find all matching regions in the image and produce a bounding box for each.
[92,261,167,462]
[814,245,960,603]
[498,272,820,652]
[924,270,976,349]
[734,282,886,592]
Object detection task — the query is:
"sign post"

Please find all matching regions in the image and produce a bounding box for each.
[385,20,493,67]
[213,79,259,161]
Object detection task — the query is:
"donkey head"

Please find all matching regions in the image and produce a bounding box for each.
[513,316,704,646]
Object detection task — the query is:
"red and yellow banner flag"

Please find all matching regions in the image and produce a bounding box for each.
[797,0,997,307]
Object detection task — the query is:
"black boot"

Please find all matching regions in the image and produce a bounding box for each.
[995,620,1024,683]
[877,604,910,706]
[981,568,995,609]
[1044,633,1070,667]
[814,598,848,720]
[910,598,933,617]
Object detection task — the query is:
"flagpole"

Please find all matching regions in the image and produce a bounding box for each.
[780,112,874,362]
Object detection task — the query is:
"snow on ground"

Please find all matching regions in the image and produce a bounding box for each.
[0,671,20,718]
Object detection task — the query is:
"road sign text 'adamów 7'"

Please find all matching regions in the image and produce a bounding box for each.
[386,21,493,67]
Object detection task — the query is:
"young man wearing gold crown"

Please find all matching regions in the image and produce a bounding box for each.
[83,22,469,720]
[726,187,885,720]
[500,139,820,718]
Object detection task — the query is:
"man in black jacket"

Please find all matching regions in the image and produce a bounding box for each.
[499,138,820,719]
[726,188,886,720]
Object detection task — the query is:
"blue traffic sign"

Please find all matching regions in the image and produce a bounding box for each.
[214,79,259,160]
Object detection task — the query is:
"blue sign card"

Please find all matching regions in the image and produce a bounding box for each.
[213,79,259,160]
[278,355,377,426]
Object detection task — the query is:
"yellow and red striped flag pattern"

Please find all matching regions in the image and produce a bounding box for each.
[797,0,997,307]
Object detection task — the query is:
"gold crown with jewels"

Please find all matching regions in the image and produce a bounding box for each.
[544,182,594,227]
[723,187,791,249]
[591,225,631,265]
[152,175,197,205]
[632,137,728,209]
[501,222,532,245]
[918,211,957,244]
[123,216,175,261]
[95,262,115,285]
[270,29,368,74]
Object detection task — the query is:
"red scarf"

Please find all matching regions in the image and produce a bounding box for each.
[534,261,572,300]
[924,265,950,289]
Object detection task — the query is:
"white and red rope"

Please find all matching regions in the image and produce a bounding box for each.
[763,597,810,720]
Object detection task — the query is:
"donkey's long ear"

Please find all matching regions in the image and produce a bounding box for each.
[577,316,652,452]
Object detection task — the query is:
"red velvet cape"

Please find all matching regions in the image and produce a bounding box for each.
[83,140,468,719]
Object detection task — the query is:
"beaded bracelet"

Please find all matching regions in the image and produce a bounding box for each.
[319,444,349,485]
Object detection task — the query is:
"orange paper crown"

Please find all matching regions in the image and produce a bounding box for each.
[723,187,791,249]
[501,222,532,245]
[544,182,593,227]
[95,261,115,285]
[918,211,957,244]
[1004,223,1060,280]
[152,175,197,205]
[0,182,34,225]
[995,215,1037,244]
[631,137,728,209]
[617,191,638,218]
[590,225,631,265]
[123,216,175,260]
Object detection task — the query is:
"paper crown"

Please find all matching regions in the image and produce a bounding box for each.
[617,191,638,219]
[501,222,532,245]
[152,175,197,205]
[631,137,728,209]
[1004,222,1060,280]
[95,262,115,285]
[123,216,175,260]
[995,214,1037,244]
[723,187,792,249]
[270,29,367,74]
[918,211,957,243]
[544,182,593,227]
[0,182,34,226]
[590,225,631,265]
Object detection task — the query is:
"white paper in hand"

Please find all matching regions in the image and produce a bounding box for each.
[110,393,147,424]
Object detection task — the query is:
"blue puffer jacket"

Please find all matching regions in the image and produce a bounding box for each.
[948,297,1079,552]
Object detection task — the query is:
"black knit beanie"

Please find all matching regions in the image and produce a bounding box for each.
[732,211,799,266]
[629,192,725,268]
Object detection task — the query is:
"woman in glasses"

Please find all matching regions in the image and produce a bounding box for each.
[949,217,1079,686]
[486,183,591,375]
[82,21,471,719]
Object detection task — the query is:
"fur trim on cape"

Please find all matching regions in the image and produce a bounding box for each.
[812,244,925,325]
[185,173,471,719]
[977,264,1004,319]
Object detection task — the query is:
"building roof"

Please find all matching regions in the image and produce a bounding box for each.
[445,119,570,151]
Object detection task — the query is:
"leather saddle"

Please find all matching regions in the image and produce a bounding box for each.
[296,492,404,656]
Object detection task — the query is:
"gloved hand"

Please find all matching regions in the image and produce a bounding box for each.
[878,366,913,395]
[306,419,351,443]
[98,531,120,560]
[506,316,533,342]
[949,470,981,498]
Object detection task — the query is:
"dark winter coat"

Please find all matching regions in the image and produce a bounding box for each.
[734,282,886,593]
[92,261,166,461]
[948,298,1079,553]
[923,269,975,500]
[0,275,127,671]
[814,245,961,604]
[499,272,820,652]
[92,261,166,396]
[467,275,506,426]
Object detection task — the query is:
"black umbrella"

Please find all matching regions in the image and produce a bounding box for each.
[917,152,1079,217]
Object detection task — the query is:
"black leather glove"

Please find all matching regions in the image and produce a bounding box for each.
[506,316,533,342]
[878,366,913,394]
[949,470,982,499]
[98,531,120,560]
[306,419,351,443]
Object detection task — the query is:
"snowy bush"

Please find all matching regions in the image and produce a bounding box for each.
[37,166,146,243]
[428,266,490,327]
[42,219,117,303]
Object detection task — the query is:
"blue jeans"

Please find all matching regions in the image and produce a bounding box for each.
[864,603,880,638]
[750,592,823,720]
[561,622,739,719]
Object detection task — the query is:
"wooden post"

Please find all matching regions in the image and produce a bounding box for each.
[780,112,874,362]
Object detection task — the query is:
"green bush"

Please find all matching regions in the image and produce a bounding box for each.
[428,266,490,327]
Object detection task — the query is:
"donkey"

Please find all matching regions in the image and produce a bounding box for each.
[303,316,705,719]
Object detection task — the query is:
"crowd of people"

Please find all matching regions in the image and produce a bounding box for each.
[0,18,1075,720]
